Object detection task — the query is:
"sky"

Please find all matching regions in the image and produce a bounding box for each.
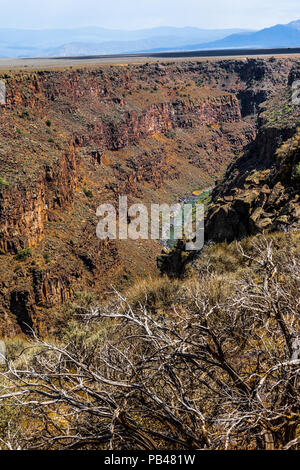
[0,0,299,31]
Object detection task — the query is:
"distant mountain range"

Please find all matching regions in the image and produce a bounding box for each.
[147,20,300,53]
[0,20,300,58]
[0,26,250,58]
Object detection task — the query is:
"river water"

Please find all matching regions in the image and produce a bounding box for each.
[160,188,213,250]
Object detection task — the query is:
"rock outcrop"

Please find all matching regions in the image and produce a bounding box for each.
[206,86,300,242]
[0,139,78,253]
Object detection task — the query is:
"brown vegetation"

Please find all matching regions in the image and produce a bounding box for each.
[0,232,299,450]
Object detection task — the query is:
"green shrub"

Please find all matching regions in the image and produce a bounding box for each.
[292,162,300,183]
[14,248,32,261]
[20,109,30,120]
[0,176,9,188]
[43,253,51,264]
[83,188,93,198]
[5,337,29,362]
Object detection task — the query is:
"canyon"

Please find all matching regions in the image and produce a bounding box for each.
[0,57,298,335]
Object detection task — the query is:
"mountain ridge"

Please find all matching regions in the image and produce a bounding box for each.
[0,26,250,58]
[150,19,300,52]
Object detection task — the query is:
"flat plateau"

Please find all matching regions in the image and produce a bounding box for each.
[0,47,300,70]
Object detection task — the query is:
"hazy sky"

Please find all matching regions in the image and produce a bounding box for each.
[0,0,299,30]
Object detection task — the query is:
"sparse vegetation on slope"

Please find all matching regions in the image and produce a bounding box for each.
[0,231,299,450]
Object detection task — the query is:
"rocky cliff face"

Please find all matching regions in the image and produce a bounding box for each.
[0,139,78,253]
[0,57,297,335]
[74,94,242,151]
[206,84,300,243]
[0,90,243,255]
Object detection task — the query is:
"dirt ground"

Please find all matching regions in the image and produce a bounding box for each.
[0,49,299,71]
